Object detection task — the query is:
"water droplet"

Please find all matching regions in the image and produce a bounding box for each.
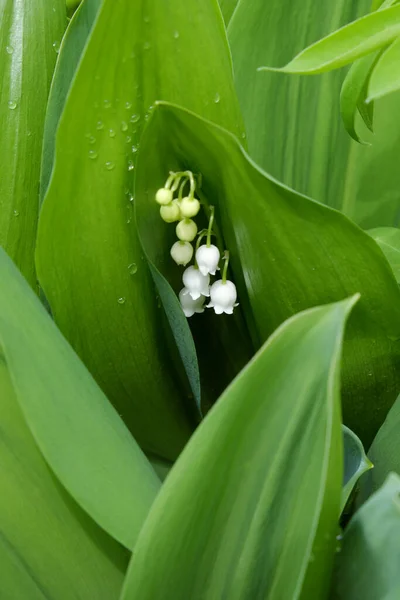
[128,160,134,171]
[103,99,111,109]
[88,150,98,160]
[96,121,104,130]
[117,297,126,304]
[128,263,137,275]
[336,534,343,541]
[128,194,134,203]
[8,100,17,110]
[6,45,14,54]
[173,30,180,39]
[88,135,96,144]
[144,15,150,22]
[131,145,138,153]
[109,129,116,138]
[241,132,246,139]
[13,209,19,217]
[214,92,221,103]
[126,135,132,144]
[143,41,151,50]
[121,121,128,132]
[52,40,60,53]
[125,101,132,110]
[105,161,115,171]
[130,114,140,124]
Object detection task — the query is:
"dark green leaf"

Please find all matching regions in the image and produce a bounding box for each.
[121,298,356,600]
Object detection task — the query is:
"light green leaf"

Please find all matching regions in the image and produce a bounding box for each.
[260,6,400,75]
[41,0,102,200]
[367,36,400,102]
[135,101,400,446]
[121,298,356,600]
[368,227,400,281]
[218,0,240,24]
[0,354,127,599]
[332,473,400,599]
[340,52,379,143]
[0,0,66,287]
[0,248,160,550]
[342,425,373,512]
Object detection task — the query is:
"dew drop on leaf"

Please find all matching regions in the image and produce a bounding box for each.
[109,129,116,138]
[117,297,126,304]
[131,145,138,153]
[214,92,221,103]
[96,121,104,130]
[173,31,180,39]
[52,41,60,53]
[6,45,13,54]
[128,263,138,275]
[130,114,140,124]
[103,99,111,109]
[125,101,132,110]
[128,160,134,171]
[88,150,98,160]
[105,161,115,170]
[8,100,17,110]
[13,210,19,217]
[121,121,128,132]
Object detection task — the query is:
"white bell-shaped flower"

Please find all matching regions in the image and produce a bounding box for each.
[207,280,238,315]
[182,266,210,300]
[176,218,198,242]
[160,199,181,223]
[170,241,193,266]
[179,288,205,318]
[155,188,173,206]
[179,196,201,218]
[195,244,220,276]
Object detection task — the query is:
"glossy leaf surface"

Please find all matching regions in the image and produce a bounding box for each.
[342,425,372,511]
[0,249,160,550]
[135,102,400,446]
[122,298,355,600]
[0,0,65,287]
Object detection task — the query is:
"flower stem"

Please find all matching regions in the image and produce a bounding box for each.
[194,229,208,268]
[207,206,215,247]
[222,251,229,283]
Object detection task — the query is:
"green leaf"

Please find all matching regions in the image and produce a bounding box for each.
[332,473,400,599]
[340,52,379,143]
[218,0,240,24]
[136,101,400,446]
[367,36,400,102]
[121,298,356,600]
[41,0,102,201]
[37,0,245,459]
[368,227,400,282]
[0,0,66,287]
[0,354,127,599]
[342,425,373,512]
[260,6,400,75]
[0,248,160,550]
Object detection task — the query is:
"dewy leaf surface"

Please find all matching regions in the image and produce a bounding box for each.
[121,298,355,600]
[0,0,66,287]
[136,102,400,446]
[0,355,127,599]
[37,0,244,459]
[0,249,160,551]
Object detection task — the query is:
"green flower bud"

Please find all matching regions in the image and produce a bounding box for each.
[160,200,181,223]
[170,241,193,266]
[179,196,201,218]
[176,218,198,242]
[155,187,173,205]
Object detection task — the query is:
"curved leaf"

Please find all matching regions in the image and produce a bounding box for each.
[332,473,400,599]
[260,6,400,75]
[368,227,400,282]
[218,0,240,24]
[342,425,372,512]
[0,0,65,287]
[0,249,160,550]
[135,101,400,446]
[367,36,400,102]
[0,355,127,599]
[121,298,356,600]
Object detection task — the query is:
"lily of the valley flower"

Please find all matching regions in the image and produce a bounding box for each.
[160,200,181,223]
[195,244,220,276]
[179,288,205,317]
[155,187,173,206]
[207,280,238,315]
[182,266,210,300]
[179,196,201,218]
[170,241,193,266]
[176,218,198,242]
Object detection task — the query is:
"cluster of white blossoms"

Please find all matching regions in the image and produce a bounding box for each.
[155,170,238,318]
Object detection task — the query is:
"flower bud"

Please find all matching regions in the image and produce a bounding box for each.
[207,280,238,315]
[155,188,173,205]
[160,200,181,223]
[170,241,193,266]
[179,288,205,317]
[182,266,210,300]
[176,218,198,242]
[179,196,201,218]
[195,244,220,276]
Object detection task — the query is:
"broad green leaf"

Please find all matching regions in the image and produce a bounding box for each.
[121,298,355,600]
[41,0,102,200]
[340,52,378,143]
[367,36,400,101]
[0,0,65,287]
[368,227,400,281]
[0,248,160,550]
[332,473,400,599]
[342,425,372,512]
[135,102,400,446]
[260,6,400,75]
[0,355,127,599]
[218,0,240,24]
